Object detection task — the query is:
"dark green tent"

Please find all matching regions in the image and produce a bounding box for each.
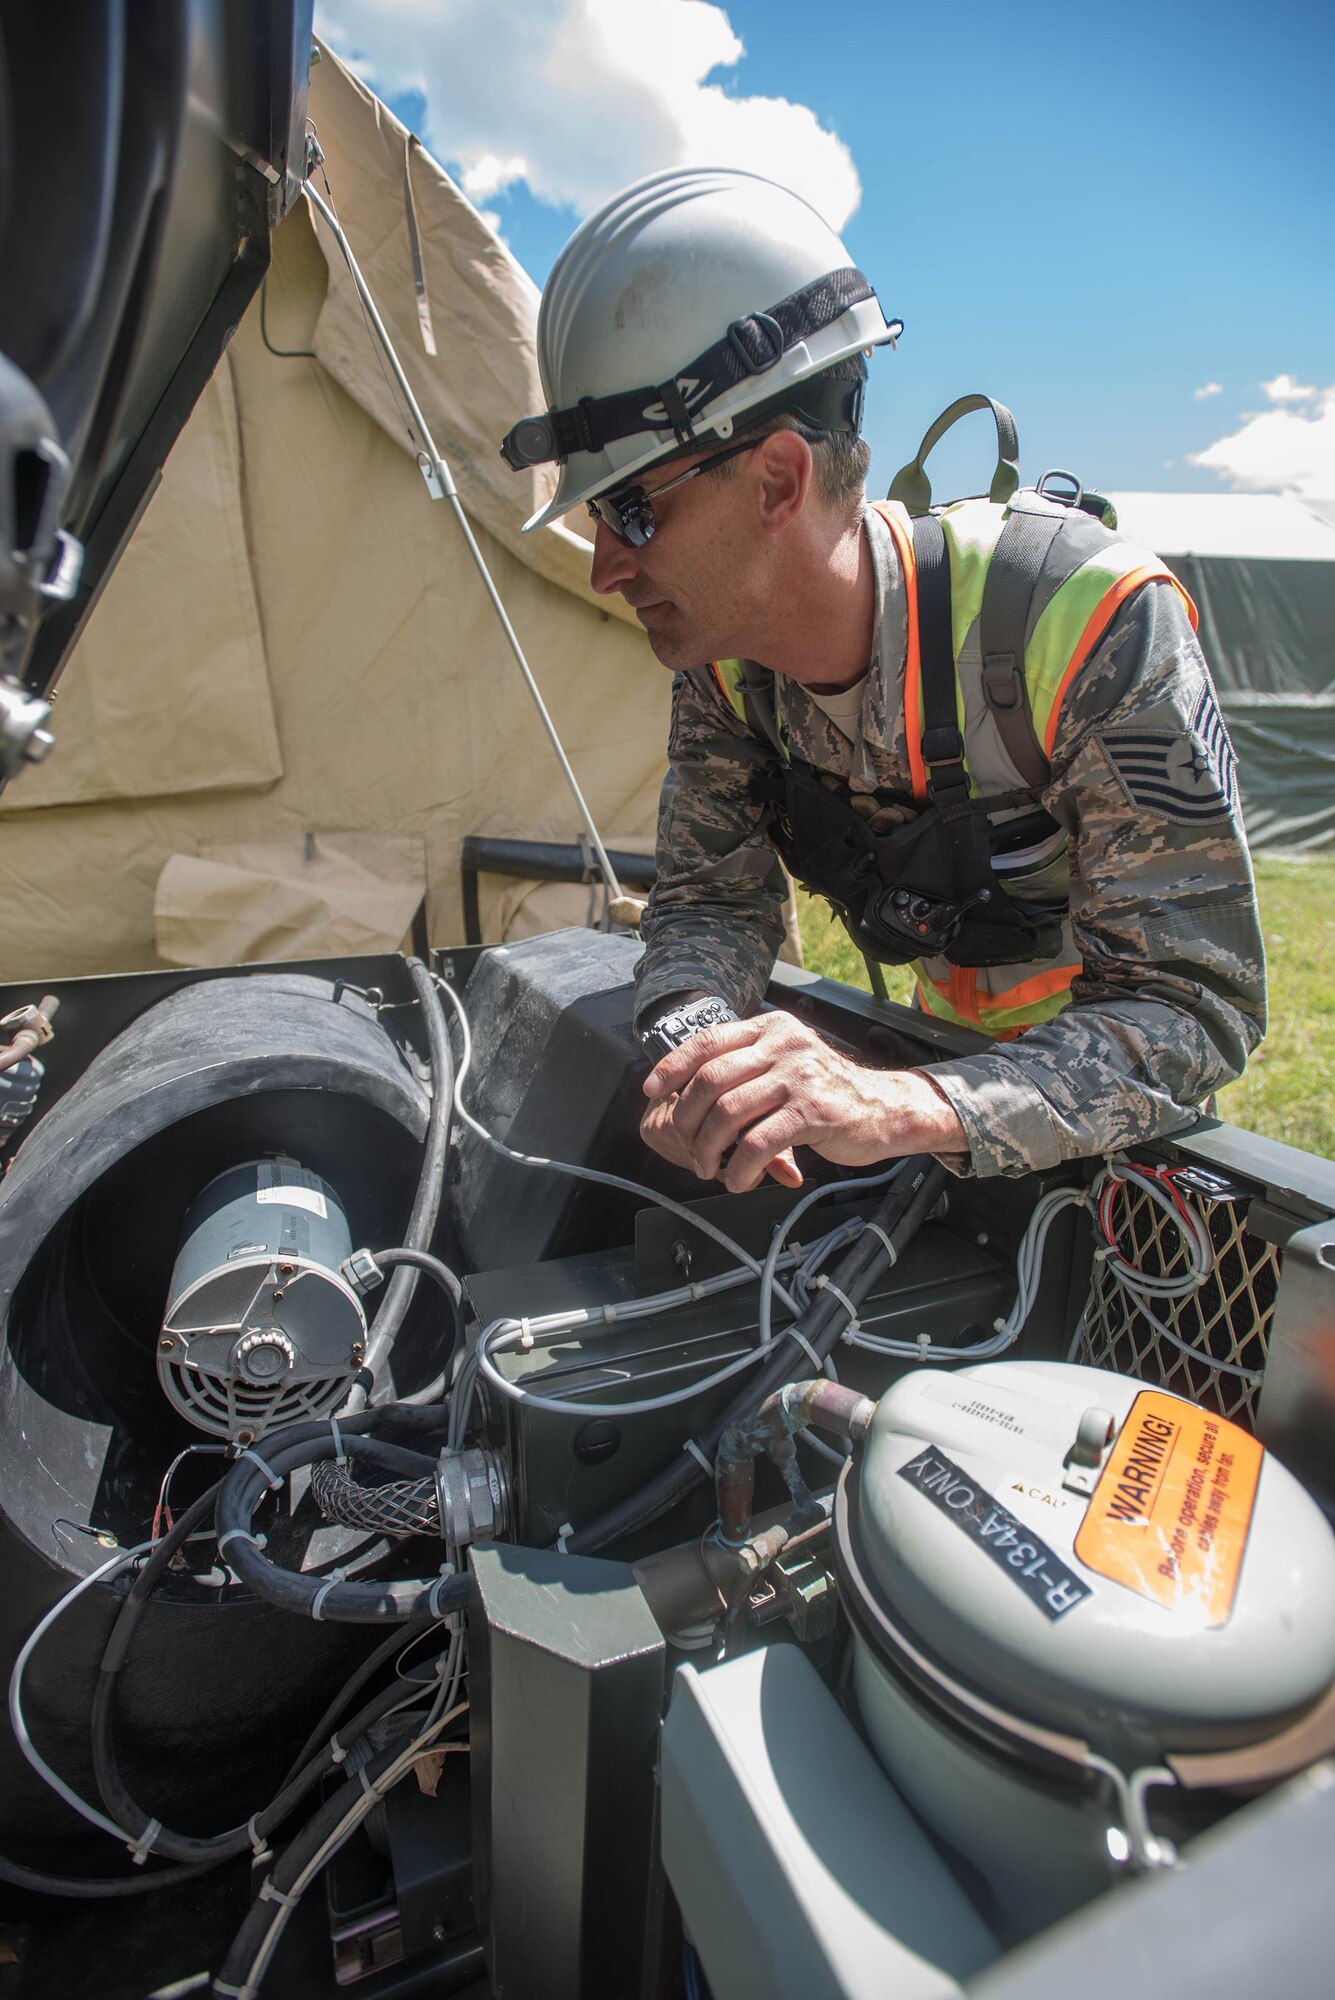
[1110,492,1335,849]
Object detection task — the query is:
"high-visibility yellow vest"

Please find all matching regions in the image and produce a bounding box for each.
[711,496,1197,1037]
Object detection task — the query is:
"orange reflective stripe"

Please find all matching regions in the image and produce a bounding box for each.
[1042,567,1199,757]
[988,961,1081,1012]
[871,501,928,801]
[949,965,979,1026]
[918,958,1079,1036]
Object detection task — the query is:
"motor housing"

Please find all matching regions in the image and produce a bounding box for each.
[160,1156,366,1441]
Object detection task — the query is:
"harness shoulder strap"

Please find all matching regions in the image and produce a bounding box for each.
[909,514,969,804]
[977,506,1066,789]
[711,659,787,759]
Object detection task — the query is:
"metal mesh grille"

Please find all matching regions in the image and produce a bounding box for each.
[1077,1181,1280,1429]
[157,1353,352,1440]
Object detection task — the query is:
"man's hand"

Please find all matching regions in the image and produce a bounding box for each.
[640,1011,969,1193]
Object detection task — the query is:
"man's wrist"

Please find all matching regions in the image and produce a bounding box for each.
[873,1068,970,1158]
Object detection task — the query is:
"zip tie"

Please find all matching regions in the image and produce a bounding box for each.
[556,1522,574,1554]
[427,1564,457,1615]
[247,1813,270,1859]
[126,1817,161,1865]
[258,1878,300,1909]
[784,1324,823,1372]
[328,1732,347,1764]
[518,1318,534,1351]
[683,1438,715,1477]
[217,1528,267,1557]
[238,1446,283,1491]
[814,1273,861,1332]
[862,1221,899,1267]
[329,1415,347,1465]
[916,1332,933,1360]
[310,1568,347,1621]
[357,1766,378,1802]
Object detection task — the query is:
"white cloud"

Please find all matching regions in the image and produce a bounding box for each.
[314,0,861,230]
[1190,385,1335,500]
[1260,372,1317,404]
[1193,381,1223,400]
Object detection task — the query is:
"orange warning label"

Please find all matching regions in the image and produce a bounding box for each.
[1073,1391,1263,1627]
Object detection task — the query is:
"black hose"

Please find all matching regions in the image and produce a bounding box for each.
[91,1654,440,1869]
[350,958,455,1407]
[0,1849,214,1901]
[565,1157,947,1554]
[368,1247,463,1361]
[278,1616,434,1792]
[214,1409,473,1623]
[90,1430,452,1867]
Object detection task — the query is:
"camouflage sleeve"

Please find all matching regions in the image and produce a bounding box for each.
[633,667,788,1028]
[921,580,1267,1176]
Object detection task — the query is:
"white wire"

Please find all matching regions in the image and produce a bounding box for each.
[755,1162,906,1358]
[476,1315,804,1420]
[1093,1162,1259,1384]
[436,976,801,1316]
[841,1185,1091,1365]
[463,1192,906,1425]
[236,1634,468,1992]
[9,1541,153,1844]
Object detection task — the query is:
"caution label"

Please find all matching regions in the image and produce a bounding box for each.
[1074,1391,1263,1626]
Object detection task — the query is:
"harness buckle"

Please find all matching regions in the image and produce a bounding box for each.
[982,655,1025,714]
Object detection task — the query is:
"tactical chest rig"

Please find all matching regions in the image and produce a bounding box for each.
[725,398,1128,973]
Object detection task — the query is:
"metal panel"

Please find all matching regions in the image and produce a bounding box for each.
[469,1543,666,2000]
[661,1646,998,2000]
[966,1764,1335,2000]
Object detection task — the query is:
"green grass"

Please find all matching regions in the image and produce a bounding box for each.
[797,855,1335,1159]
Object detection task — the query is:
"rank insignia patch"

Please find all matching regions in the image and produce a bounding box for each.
[1100,685,1237,824]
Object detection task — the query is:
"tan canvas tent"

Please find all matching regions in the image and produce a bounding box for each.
[0,46,703,979]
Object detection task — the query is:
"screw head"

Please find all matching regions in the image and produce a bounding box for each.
[159,1337,174,1352]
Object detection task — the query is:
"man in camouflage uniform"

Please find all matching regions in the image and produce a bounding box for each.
[503,167,1265,1189]
[615,462,1265,1186]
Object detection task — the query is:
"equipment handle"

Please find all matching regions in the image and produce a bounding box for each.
[886,394,1020,516]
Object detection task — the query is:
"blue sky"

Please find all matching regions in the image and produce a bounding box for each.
[322,0,1335,503]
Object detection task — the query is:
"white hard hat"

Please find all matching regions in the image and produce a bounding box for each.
[501,166,901,532]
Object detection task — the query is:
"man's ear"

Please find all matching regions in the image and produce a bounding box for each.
[752,428,813,534]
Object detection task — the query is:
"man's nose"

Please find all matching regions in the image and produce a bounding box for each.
[589,517,639,596]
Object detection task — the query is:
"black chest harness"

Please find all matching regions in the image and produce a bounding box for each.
[737,398,1114,970]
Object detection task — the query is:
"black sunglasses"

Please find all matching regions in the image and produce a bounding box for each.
[586,436,763,547]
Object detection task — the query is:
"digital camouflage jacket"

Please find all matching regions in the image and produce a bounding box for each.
[633,505,1266,1177]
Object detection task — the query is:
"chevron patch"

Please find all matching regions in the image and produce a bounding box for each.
[1101,685,1237,824]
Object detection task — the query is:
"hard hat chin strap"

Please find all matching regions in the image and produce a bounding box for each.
[501,267,895,470]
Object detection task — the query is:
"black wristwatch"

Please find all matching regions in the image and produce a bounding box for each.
[638,995,738,1059]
